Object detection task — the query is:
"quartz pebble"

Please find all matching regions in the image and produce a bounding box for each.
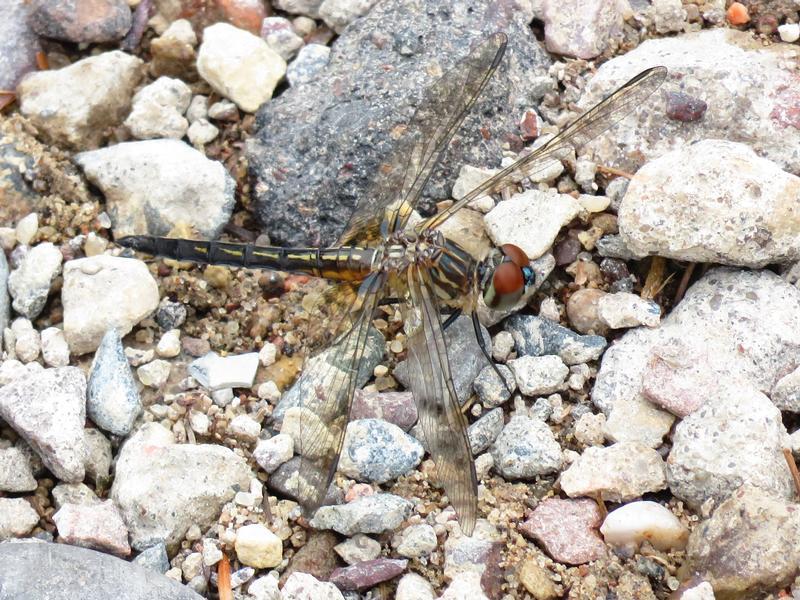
[253,434,293,473]
[509,355,569,396]
[600,501,688,551]
[235,523,282,568]
[15,213,37,245]
[187,119,219,147]
[156,329,181,358]
[137,359,171,388]
[560,442,667,502]
[778,23,800,42]
[197,23,287,113]
[189,351,259,390]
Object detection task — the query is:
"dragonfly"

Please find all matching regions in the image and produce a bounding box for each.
[118,33,666,536]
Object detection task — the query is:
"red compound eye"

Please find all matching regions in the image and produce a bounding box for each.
[500,244,529,268]
[492,261,524,294]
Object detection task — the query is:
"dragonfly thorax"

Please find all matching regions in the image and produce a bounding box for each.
[383,229,446,270]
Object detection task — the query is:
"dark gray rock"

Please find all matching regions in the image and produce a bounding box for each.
[29,0,132,44]
[505,314,607,366]
[473,364,515,408]
[248,0,551,246]
[87,328,142,436]
[132,541,170,574]
[266,455,343,508]
[0,540,202,600]
[0,250,9,349]
[395,316,490,406]
[0,0,40,93]
[468,407,504,455]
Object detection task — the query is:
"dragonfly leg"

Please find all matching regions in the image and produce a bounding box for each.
[377,297,401,307]
[471,312,513,395]
[442,309,462,331]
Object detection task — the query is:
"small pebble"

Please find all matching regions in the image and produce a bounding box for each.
[137,359,172,388]
[600,501,689,551]
[254,434,294,473]
[235,523,282,568]
[156,329,181,358]
[15,213,38,245]
[334,533,381,565]
[778,23,800,43]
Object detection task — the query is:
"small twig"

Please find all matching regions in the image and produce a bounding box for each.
[642,256,667,300]
[782,448,800,498]
[597,165,635,180]
[593,492,607,520]
[674,262,696,305]
[121,0,152,53]
[35,51,49,70]
[217,554,233,600]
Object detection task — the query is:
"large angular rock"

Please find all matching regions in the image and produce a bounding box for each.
[248,0,552,246]
[111,423,253,551]
[619,140,800,267]
[581,29,800,177]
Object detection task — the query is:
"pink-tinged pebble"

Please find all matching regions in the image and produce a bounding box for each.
[52,500,131,556]
[350,390,418,431]
[520,498,606,565]
[641,352,713,417]
[329,558,407,591]
[345,483,375,503]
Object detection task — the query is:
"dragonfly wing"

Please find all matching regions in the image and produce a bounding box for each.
[405,265,478,535]
[337,33,508,246]
[422,66,668,231]
[284,272,387,512]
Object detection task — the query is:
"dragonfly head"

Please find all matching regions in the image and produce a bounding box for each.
[480,244,536,310]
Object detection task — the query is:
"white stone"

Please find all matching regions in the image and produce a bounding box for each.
[17,51,143,149]
[234,523,282,568]
[189,351,260,390]
[508,355,569,396]
[197,23,286,113]
[253,434,293,473]
[396,572,435,600]
[62,256,159,355]
[15,213,38,245]
[334,533,381,565]
[75,139,235,240]
[778,23,800,43]
[137,360,172,388]
[560,442,667,502]
[125,77,192,140]
[620,140,800,268]
[247,573,281,600]
[257,380,281,401]
[484,189,580,260]
[280,572,344,600]
[156,329,181,358]
[188,411,210,436]
[395,523,437,558]
[651,0,687,33]
[0,446,37,492]
[12,318,40,363]
[186,95,208,123]
[597,292,661,329]
[0,497,41,539]
[161,18,197,46]
[41,327,70,367]
[8,242,63,319]
[186,118,219,146]
[600,500,688,551]
[258,341,277,366]
[83,232,108,256]
[542,0,625,59]
[229,414,261,443]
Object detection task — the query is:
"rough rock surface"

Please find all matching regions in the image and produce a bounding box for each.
[248,0,551,246]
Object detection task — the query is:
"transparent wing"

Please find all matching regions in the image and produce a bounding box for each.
[421,66,668,231]
[337,32,508,246]
[404,265,478,535]
[284,272,387,512]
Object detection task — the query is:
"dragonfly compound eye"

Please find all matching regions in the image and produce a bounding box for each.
[482,244,536,310]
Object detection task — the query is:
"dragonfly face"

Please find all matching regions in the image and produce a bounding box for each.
[480,244,536,311]
[116,31,667,537]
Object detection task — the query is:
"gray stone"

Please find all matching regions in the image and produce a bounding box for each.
[0,541,203,599]
[17,51,143,150]
[473,364,515,408]
[0,249,11,346]
[261,16,303,61]
[395,523,437,559]
[489,415,562,480]
[29,0,132,43]
[7,242,63,319]
[468,407,504,455]
[334,533,381,565]
[597,292,661,329]
[125,76,192,140]
[253,434,294,473]
[287,43,330,86]
[133,541,170,574]
[248,2,550,246]
[505,314,607,366]
[75,139,235,240]
[0,0,40,93]
[310,493,413,535]
[509,355,568,397]
[88,328,142,436]
[0,446,36,492]
[52,482,100,510]
[0,367,87,482]
[667,381,794,510]
[318,0,379,32]
[111,423,253,551]
[338,419,424,484]
[83,428,112,485]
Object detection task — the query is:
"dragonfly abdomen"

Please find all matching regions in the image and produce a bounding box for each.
[116,236,375,282]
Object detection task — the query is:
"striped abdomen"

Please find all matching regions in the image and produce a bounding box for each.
[117,236,376,282]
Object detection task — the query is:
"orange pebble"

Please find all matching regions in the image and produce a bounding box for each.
[727,2,750,25]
